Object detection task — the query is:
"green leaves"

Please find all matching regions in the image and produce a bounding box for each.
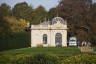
[12,2,33,22]
[0,53,96,64]
[58,0,96,43]
[32,5,48,24]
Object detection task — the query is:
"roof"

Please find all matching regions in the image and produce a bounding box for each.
[39,21,51,25]
[39,17,66,25]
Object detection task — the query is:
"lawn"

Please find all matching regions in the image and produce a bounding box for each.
[0,47,81,56]
[0,47,96,64]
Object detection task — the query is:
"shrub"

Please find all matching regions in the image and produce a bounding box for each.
[0,54,32,64]
[0,54,13,64]
[0,32,30,51]
[14,54,32,64]
[0,53,96,64]
[26,54,61,64]
[62,53,96,64]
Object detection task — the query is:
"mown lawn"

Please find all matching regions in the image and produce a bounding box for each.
[0,47,81,56]
[0,47,96,64]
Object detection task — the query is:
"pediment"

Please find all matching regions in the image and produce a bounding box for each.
[51,21,67,29]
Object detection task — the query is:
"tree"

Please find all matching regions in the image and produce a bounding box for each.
[32,5,48,24]
[0,3,12,17]
[12,2,33,22]
[48,7,57,20]
[58,0,95,43]
[4,16,28,32]
[0,3,12,34]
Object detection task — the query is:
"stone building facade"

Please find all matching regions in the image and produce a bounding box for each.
[31,17,68,47]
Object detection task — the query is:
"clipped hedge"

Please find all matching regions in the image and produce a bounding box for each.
[0,32,30,51]
[0,54,13,64]
[62,53,96,64]
[0,54,32,64]
[0,54,61,64]
[0,53,96,64]
[26,54,61,64]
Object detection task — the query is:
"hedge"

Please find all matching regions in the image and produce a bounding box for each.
[62,53,96,64]
[0,53,96,64]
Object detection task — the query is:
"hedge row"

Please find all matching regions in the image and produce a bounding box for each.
[0,53,96,64]
[62,53,96,64]
[0,32,30,51]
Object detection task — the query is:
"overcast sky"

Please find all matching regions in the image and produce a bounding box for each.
[0,0,59,11]
[0,0,96,11]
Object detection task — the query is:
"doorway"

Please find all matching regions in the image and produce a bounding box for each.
[55,33,62,47]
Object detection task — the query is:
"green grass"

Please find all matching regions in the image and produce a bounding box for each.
[0,47,81,56]
[0,47,96,64]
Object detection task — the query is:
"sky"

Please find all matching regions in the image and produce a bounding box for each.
[0,0,59,11]
[0,0,96,11]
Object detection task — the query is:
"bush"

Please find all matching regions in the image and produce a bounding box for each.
[0,53,96,64]
[26,54,61,64]
[0,54,61,64]
[0,32,30,51]
[62,53,96,64]
[0,54,32,64]
[0,54,14,64]
[13,54,32,64]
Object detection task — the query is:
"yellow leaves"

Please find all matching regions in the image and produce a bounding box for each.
[3,16,29,32]
[62,53,96,64]
[4,16,18,24]
[19,19,28,28]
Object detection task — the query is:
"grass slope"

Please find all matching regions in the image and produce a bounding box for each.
[0,47,81,56]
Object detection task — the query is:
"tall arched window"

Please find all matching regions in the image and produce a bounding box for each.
[55,33,62,46]
[43,34,47,44]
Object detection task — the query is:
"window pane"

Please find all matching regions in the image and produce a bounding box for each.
[55,33,62,47]
[43,34,47,44]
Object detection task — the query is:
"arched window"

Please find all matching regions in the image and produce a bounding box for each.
[52,17,66,25]
[55,33,62,47]
[43,34,47,44]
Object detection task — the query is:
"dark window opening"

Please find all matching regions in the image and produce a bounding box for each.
[43,34,47,44]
